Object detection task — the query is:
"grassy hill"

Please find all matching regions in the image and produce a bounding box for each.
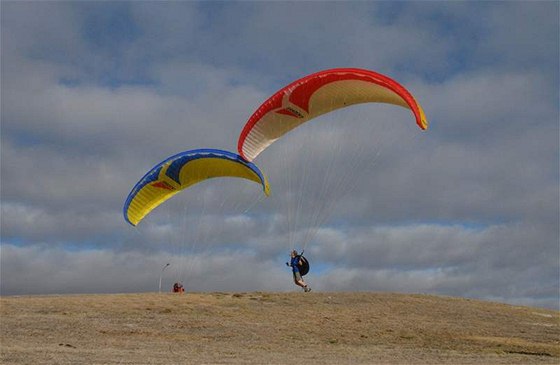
[1,292,558,364]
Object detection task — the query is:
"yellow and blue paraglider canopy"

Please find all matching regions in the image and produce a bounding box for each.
[124,148,270,226]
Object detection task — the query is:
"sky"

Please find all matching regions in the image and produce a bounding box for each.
[1,1,558,310]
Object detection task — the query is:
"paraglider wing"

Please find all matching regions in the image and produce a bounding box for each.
[124,148,270,226]
[238,68,428,161]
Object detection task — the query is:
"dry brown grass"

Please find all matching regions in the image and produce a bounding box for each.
[1,292,558,364]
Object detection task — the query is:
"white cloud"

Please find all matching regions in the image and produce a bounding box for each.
[0,244,290,294]
[1,2,557,310]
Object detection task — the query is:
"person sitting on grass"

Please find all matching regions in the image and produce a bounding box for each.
[172,282,184,293]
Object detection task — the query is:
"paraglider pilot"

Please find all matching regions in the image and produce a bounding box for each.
[287,250,311,292]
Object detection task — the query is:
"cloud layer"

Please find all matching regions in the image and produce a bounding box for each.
[1,2,558,309]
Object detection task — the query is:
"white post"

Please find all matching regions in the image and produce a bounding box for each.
[158,263,170,294]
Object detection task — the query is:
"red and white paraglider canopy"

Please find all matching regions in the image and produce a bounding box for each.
[238,68,428,162]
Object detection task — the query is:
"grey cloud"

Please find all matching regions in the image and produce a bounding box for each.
[477,3,559,72]
[389,2,559,75]
[1,2,557,310]
[0,244,290,295]
[423,71,556,142]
